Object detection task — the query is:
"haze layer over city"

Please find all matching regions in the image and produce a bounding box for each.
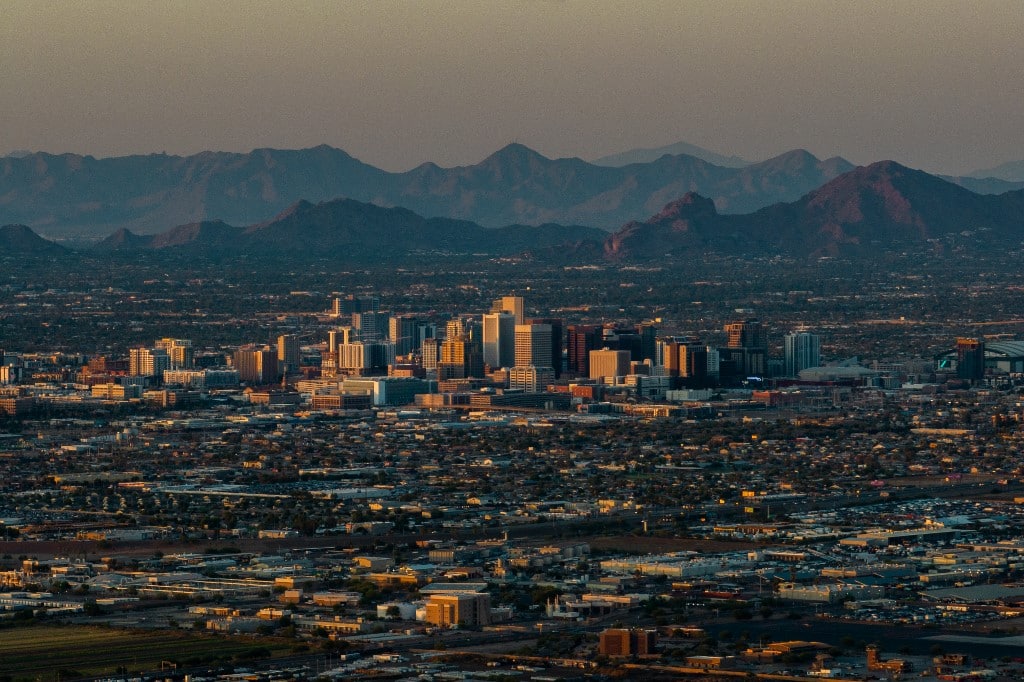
[3,3,1024,681]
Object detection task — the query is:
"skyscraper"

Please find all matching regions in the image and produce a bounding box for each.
[129,347,170,378]
[439,320,483,379]
[389,315,420,356]
[353,311,389,342]
[154,338,193,369]
[724,319,768,377]
[277,334,300,374]
[530,317,564,377]
[491,296,524,325]
[514,323,553,369]
[567,325,601,377]
[956,337,985,383]
[482,312,516,369]
[784,331,821,377]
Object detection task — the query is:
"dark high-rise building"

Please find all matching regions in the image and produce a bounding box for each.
[334,294,379,316]
[389,315,420,356]
[353,311,389,341]
[567,325,601,377]
[956,337,985,382]
[636,321,658,363]
[530,317,564,377]
[277,334,300,374]
[723,319,767,377]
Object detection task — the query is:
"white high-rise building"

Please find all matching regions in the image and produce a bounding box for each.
[784,331,821,377]
[482,312,516,369]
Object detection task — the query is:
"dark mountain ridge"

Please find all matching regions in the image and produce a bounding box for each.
[10,159,1024,265]
[0,143,866,239]
[603,160,1024,259]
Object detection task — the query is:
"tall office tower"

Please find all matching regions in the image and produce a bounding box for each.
[589,349,631,381]
[390,315,420,356]
[445,318,465,341]
[530,317,564,377]
[657,337,688,376]
[334,294,380,317]
[277,334,300,374]
[129,347,170,378]
[956,337,985,382]
[724,319,768,377]
[232,346,278,384]
[155,338,193,369]
[726,319,767,349]
[482,312,516,369]
[353,311,389,342]
[415,322,437,351]
[439,321,483,379]
[706,347,720,379]
[679,342,710,383]
[0,349,5,366]
[420,338,441,371]
[491,296,525,325]
[567,325,602,377]
[514,323,553,369]
[784,331,821,377]
[636,322,659,363]
[602,326,644,361]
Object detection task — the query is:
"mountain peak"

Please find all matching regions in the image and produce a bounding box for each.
[0,224,67,255]
[484,143,549,164]
[650,193,718,222]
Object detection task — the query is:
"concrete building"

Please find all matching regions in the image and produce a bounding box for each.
[277,334,300,374]
[424,592,491,628]
[129,347,170,379]
[491,295,524,325]
[154,338,193,369]
[598,628,657,657]
[589,349,631,382]
[232,346,278,384]
[508,366,554,393]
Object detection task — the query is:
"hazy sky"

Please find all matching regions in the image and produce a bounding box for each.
[3,1,1023,174]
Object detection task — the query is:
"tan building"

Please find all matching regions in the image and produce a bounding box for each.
[589,349,631,381]
[424,593,491,628]
[598,627,657,657]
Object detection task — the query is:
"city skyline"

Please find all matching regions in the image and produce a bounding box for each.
[3,2,1023,175]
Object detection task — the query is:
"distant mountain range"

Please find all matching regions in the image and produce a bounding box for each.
[968,159,1024,183]
[604,160,1024,260]
[95,198,605,261]
[590,141,751,168]
[0,143,889,239]
[5,158,1024,265]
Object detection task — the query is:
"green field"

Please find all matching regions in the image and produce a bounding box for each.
[0,624,292,680]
